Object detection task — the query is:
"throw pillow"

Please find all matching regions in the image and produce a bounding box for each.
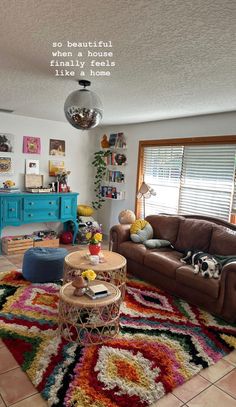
[130,219,153,243]
[144,239,172,249]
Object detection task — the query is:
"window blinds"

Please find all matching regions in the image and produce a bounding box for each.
[179,145,236,221]
[142,144,236,221]
[143,146,183,216]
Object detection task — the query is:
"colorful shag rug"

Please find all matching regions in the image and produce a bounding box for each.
[0,271,236,407]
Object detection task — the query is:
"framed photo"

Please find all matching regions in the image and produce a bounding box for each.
[49,160,65,176]
[0,133,14,153]
[25,159,39,174]
[23,136,41,154]
[49,139,65,156]
[109,133,117,147]
[0,156,12,174]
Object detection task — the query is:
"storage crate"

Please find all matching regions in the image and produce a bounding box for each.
[33,238,59,248]
[2,236,33,255]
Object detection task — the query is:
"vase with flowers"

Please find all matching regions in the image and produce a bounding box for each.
[82,269,97,287]
[85,224,103,255]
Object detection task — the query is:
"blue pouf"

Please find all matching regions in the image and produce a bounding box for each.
[22,247,68,283]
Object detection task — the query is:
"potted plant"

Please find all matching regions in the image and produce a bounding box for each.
[92,150,111,210]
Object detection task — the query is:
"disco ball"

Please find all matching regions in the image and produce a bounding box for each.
[64,80,103,130]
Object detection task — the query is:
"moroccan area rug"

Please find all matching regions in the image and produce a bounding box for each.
[0,271,236,407]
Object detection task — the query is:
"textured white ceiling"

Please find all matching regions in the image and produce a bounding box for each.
[0,0,235,125]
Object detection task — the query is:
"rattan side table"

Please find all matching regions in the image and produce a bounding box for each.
[63,249,127,298]
[58,280,121,346]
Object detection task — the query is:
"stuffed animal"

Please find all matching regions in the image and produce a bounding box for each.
[130,219,153,243]
[3,180,15,189]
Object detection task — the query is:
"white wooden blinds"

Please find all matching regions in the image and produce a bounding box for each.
[142,144,236,221]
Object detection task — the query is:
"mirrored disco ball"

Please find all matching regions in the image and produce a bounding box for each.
[65,106,102,130]
[64,88,103,130]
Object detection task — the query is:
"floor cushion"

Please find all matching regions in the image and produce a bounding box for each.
[22,247,68,283]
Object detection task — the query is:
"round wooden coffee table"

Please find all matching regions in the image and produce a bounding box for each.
[63,249,127,298]
[58,280,121,345]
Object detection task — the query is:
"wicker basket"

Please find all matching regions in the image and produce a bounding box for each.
[33,238,59,248]
[2,236,33,255]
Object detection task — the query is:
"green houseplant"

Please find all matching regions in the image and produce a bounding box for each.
[92,150,111,210]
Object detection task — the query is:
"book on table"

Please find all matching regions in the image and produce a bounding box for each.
[85,284,110,300]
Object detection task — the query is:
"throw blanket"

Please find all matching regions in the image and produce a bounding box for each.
[214,255,236,267]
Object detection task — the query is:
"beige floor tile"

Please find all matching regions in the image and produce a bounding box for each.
[172,374,210,402]
[151,392,183,406]
[0,368,37,406]
[200,359,234,383]
[0,348,19,374]
[187,385,236,407]
[224,350,236,367]
[10,393,48,407]
[215,368,236,399]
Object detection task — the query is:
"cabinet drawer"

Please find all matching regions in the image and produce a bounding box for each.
[61,197,76,219]
[24,210,59,221]
[3,198,22,225]
[24,198,59,210]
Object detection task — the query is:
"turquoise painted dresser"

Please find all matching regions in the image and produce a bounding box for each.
[0,192,79,245]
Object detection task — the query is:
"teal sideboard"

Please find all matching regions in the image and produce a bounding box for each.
[0,192,79,245]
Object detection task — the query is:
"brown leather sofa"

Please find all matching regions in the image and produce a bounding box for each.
[110,214,236,323]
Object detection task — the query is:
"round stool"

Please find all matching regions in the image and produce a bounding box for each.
[22,247,68,283]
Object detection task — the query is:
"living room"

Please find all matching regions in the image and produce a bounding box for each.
[0,1,236,407]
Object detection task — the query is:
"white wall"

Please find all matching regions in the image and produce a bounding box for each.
[95,111,236,234]
[0,112,96,236]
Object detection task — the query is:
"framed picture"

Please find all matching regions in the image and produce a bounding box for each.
[25,159,39,174]
[23,136,41,154]
[49,139,65,156]
[49,160,65,176]
[0,156,12,174]
[0,133,14,153]
[109,133,117,147]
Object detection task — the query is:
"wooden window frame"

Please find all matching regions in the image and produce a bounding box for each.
[135,135,236,218]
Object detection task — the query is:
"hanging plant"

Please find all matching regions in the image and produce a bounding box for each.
[92,150,111,210]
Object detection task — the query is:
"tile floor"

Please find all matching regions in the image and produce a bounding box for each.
[0,244,236,406]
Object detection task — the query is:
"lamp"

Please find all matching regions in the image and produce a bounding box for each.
[137,181,156,218]
[64,80,103,130]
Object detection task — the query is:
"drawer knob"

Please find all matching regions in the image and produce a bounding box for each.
[29,202,34,205]
[28,214,33,217]
[9,208,15,212]
[49,201,53,204]
[65,205,70,209]
[48,212,53,216]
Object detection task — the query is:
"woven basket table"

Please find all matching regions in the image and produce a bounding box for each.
[58,280,121,346]
[63,249,127,298]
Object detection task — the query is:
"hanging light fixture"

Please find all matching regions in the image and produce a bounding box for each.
[64,80,103,130]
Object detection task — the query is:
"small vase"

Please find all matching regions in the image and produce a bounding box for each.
[88,243,101,255]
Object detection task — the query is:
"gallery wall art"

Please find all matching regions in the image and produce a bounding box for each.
[0,133,14,152]
[25,159,40,175]
[49,160,65,176]
[0,157,12,174]
[49,139,65,156]
[23,136,41,154]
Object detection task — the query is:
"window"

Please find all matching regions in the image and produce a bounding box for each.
[137,137,236,222]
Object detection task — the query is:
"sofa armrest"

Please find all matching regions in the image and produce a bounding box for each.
[109,224,131,252]
[219,262,236,322]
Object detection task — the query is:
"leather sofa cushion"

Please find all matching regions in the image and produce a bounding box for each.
[174,219,213,252]
[144,250,183,278]
[145,215,183,245]
[209,225,236,255]
[176,265,220,299]
[119,241,148,264]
